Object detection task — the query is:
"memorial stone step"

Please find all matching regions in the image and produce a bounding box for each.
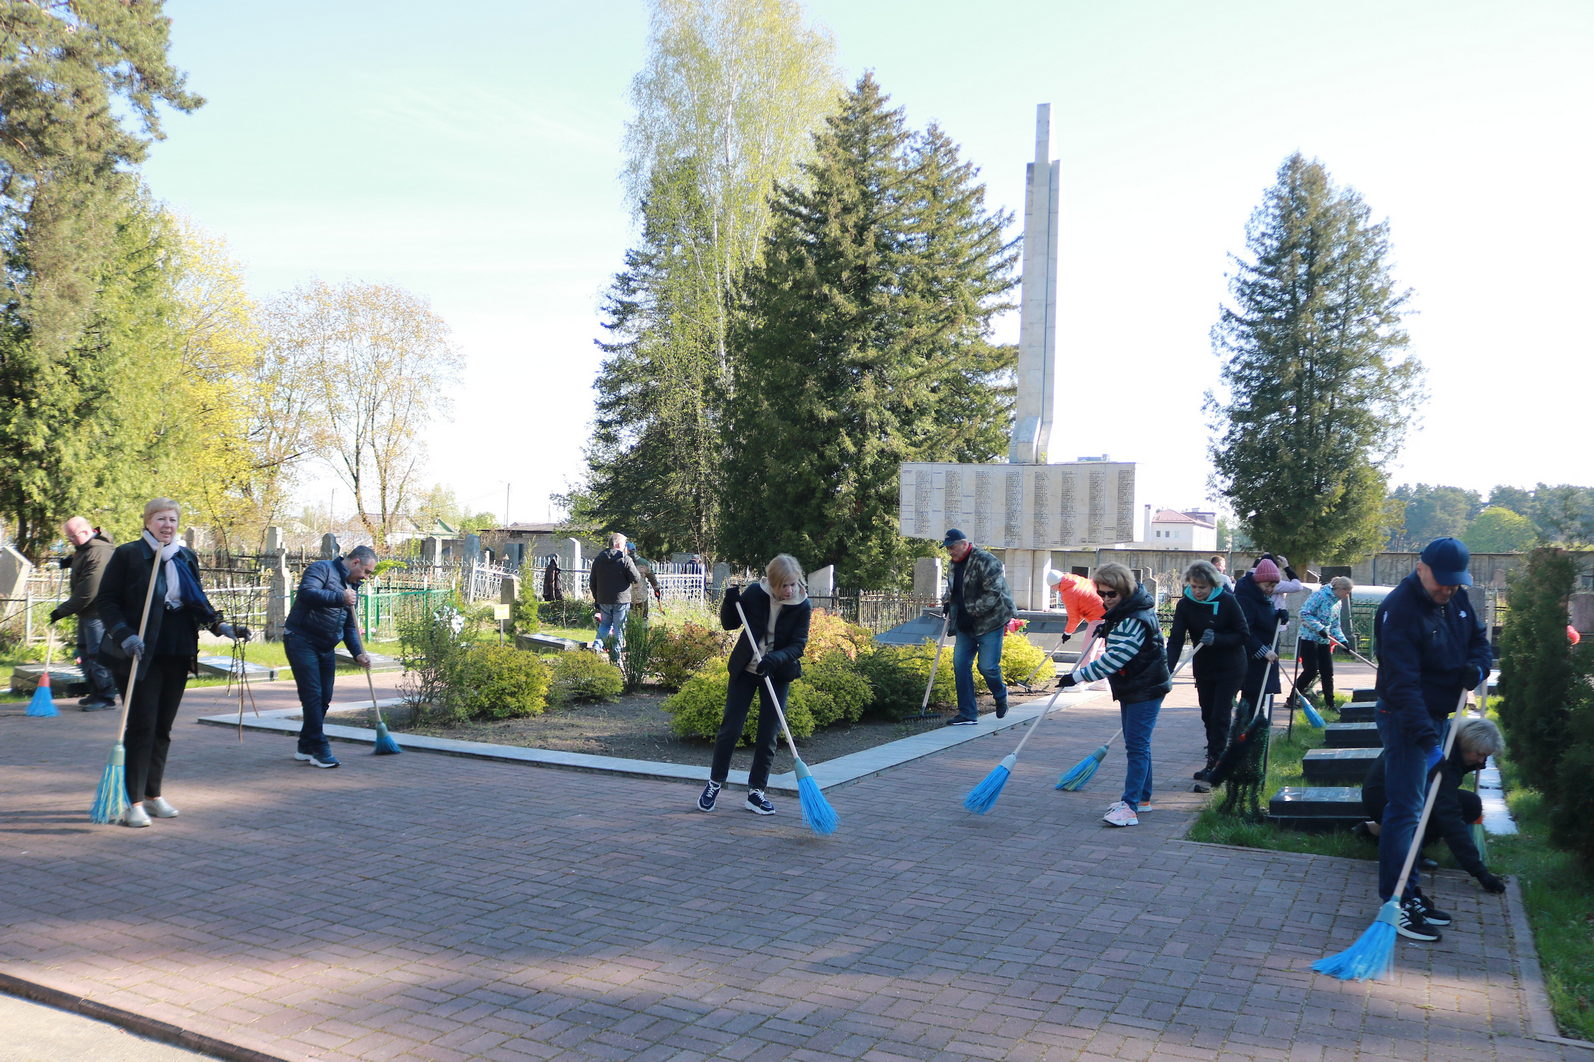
[1337,702,1375,723]
[1267,786,1365,831]
[1323,721,1382,749]
[1302,746,1379,786]
[195,654,280,682]
[9,663,89,698]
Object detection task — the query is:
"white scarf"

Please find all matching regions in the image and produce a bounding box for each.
[143,530,185,607]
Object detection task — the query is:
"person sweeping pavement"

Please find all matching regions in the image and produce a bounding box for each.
[1289,576,1354,715]
[283,545,377,769]
[939,529,1016,725]
[696,554,812,819]
[1053,563,1171,827]
[1165,559,1249,789]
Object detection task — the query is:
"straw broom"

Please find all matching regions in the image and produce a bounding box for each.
[733,600,837,836]
[89,545,165,824]
[1314,688,1470,981]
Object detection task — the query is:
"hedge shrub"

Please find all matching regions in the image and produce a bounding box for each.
[796,651,873,727]
[1001,634,1053,688]
[548,650,624,706]
[453,644,550,720]
[662,659,817,744]
[651,621,727,690]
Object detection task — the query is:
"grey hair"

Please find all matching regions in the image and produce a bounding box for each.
[1330,575,1354,592]
[347,545,378,565]
[143,497,181,521]
[1456,717,1504,759]
[1184,560,1222,587]
[609,532,627,549]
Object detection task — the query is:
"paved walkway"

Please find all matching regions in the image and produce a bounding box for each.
[1,663,1586,1060]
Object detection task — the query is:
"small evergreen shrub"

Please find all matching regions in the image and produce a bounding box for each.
[1001,634,1052,687]
[662,659,816,743]
[796,651,872,727]
[548,650,624,706]
[453,644,550,720]
[651,621,727,690]
[1498,549,1578,790]
[619,610,661,691]
[510,576,540,637]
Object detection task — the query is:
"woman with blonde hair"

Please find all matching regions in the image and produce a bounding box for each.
[95,499,247,827]
[1165,559,1250,787]
[696,554,811,817]
[1291,575,1354,711]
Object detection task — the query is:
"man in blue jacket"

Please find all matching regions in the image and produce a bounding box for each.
[1372,537,1493,942]
[284,546,377,768]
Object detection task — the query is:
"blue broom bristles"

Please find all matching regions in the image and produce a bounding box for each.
[963,754,1015,814]
[372,719,402,755]
[1300,696,1326,728]
[1312,899,1400,981]
[26,675,57,717]
[793,759,838,835]
[88,744,128,825]
[1055,746,1106,790]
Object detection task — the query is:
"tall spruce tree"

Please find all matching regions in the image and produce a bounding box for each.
[719,75,1018,589]
[1207,153,1422,567]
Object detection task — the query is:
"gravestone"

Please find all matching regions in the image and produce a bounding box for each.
[501,576,520,606]
[320,533,339,559]
[463,535,481,565]
[421,536,441,565]
[913,557,942,600]
[553,537,582,572]
[809,565,834,600]
[0,547,31,613]
[267,552,290,640]
[264,526,283,554]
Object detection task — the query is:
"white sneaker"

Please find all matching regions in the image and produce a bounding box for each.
[146,796,180,818]
[1102,801,1139,827]
[122,804,151,828]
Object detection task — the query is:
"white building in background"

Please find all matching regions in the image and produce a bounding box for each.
[1141,507,1219,552]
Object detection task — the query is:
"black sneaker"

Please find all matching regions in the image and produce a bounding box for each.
[1408,887,1452,926]
[945,717,978,726]
[696,781,720,812]
[79,698,117,712]
[995,701,1008,720]
[1397,899,1442,942]
[745,789,775,815]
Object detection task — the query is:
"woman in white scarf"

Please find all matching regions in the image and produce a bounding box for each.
[94,498,246,828]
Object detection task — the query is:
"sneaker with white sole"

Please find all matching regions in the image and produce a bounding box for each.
[1396,899,1442,942]
[1408,887,1452,926]
[696,781,721,812]
[145,796,179,818]
[122,804,151,828]
[1135,799,1152,812]
[1102,801,1139,827]
[745,789,775,815]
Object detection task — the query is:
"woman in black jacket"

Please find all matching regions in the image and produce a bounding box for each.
[1166,559,1249,786]
[95,499,246,828]
[696,554,811,818]
[1232,557,1287,730]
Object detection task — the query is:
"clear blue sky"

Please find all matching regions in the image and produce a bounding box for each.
[143,0,1592,529]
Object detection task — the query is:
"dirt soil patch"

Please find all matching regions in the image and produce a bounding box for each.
[401,686,1020,771]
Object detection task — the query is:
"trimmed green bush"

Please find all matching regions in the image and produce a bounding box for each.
[798,651,873,727]
[854,641,953,720]
[662,659,816,744]
[549,650,624,706]
[651,621,727,690]
[1498,548,1579,789]
[1001,634,1052,687]
[453,644,550,720]
[510,575,541,637]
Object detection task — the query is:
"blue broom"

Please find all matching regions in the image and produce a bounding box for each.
[1055,647,1199,790]
[26,626,59,717]
[89,545,164,825]
[966,630,1102,813]
[366,668,402,755]
[733,602,837,835]
[1313,689,1468,980]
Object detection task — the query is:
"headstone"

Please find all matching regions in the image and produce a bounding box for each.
[184,527,198,549]
[501,576,520,606]
[506,542,525,568]
[0,546,31,608]
[464,534,481,564]
[913,557,942,599]
[264,526,283,554]
[810,565,835,600]
[481,547,493,567]
[553,537,582,571]
[711,562,731,594]
[421,536,440,565]
[267,553,290,639]
[320,533,339,559]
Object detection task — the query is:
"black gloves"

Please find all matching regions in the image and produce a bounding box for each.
[1283,565,1299,582]
[1276,609,1290,627]
[1199,629,1216,647]
[724,584,740,603]
[47,607,64,623]
[755,655,774,676]
[1478,871,1507,894]
[1058,631,1071,644]
[1455,664,1485,690]
[1056,673,1077,690]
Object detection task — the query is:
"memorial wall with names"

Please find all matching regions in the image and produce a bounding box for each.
[899,461,1136,550]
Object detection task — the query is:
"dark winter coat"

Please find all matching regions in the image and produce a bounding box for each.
[721,581,811,683]
[1166,584,1249,682]
[1233,572,1284,697]
[95,537,220,681]
[1078,583,1172,705]
[284,557,365,655]
[1374,571,1493,749]
[945,546,1016,637]
[589,548,640,605]
[1362,744,1489,880]
[50,530,115,622]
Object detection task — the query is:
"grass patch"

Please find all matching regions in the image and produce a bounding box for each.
[1187,700,1594,1041]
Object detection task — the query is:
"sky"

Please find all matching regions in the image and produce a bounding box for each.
[141,0,1593,529]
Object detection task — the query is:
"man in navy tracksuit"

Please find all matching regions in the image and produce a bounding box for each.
[284,546,377,768]
[1372,537,1493,942]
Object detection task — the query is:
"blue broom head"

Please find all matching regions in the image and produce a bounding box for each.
[1301,697,1327,728]
[372,720,402,755]
[1312,899,1400,981]
[1055,746,1107,790]
[26,679,58,717]
[963,754,1016,814]
[88,745,129,825]
[792,759,838,835]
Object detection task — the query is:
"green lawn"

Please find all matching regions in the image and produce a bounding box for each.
[1188,701,1594,1042]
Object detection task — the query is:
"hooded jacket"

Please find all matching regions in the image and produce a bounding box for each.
[1374,570,1492,749]
[721,580,811,683]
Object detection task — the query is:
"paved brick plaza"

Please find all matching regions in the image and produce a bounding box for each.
[1,661,1584,1061]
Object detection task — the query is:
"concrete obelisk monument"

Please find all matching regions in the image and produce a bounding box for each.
[897,105,1136,609]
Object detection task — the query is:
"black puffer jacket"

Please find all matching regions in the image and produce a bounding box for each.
[1166,584,1248,681]
[284,557,365,654]
[1095,583,1172,705]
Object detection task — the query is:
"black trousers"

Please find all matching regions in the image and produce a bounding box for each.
[109,653,190,801]
[1295,640,1336,706]
[1195,672,1244,762]
[709,669,786,792]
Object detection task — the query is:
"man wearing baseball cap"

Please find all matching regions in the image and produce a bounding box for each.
[1370,536,1494,943]
[939,529,1017,725]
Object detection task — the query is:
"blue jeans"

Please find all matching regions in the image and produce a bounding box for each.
[1375,703,1440,902]
[596,602,631,651]
[285,632,337,753]
[76,615,117,701]
[952,626,1007,720]
[1119,697,1164,810]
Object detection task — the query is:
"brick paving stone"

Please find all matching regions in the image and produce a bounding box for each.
[4,663,1590,1060]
